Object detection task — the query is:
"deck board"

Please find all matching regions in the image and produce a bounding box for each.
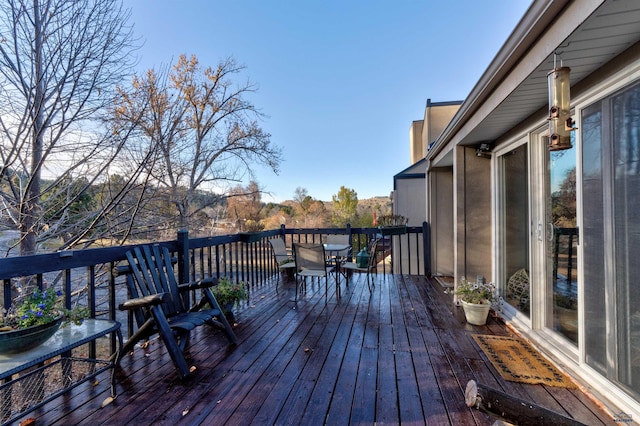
[25,273,618,426]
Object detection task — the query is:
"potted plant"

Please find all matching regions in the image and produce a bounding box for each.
[454,278,496,326]
[377,214,408,235]
[212,277,248,321]
[0,288,89,353]
[238,220,265,243]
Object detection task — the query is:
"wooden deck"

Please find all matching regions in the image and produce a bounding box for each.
[27,272,616,425]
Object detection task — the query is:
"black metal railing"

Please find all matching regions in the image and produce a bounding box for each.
[0,223,429,353]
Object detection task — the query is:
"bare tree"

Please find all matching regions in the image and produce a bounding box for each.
[293,187,328,227]
[114,54,282,231]
[0,0,136,255]
[227,181,264,231]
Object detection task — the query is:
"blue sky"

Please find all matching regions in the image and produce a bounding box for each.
[124,0,531,202]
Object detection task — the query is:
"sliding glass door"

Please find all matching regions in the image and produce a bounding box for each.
[582,81,640,397]
[546,142,578,344]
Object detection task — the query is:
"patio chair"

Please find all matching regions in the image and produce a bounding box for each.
[293,243,334,301]
[325,234,351,275]
[118,244,237,379]
[341,238,379,291]
[268,237,296,288]
[325,234,351,258]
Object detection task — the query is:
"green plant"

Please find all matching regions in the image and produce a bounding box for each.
[454,279,496,305]
[377,214,408,227]
[212,277,248,308]
[0,289,89,331]
[244,220,264,232]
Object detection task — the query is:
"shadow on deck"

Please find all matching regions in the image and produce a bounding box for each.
[29,272,615,425]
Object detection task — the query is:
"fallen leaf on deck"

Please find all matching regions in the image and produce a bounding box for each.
[101,396,115,408]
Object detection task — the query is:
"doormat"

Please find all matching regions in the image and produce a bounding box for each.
[472,334,576,388]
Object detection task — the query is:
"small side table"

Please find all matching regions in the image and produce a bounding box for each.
[0,319,122,425]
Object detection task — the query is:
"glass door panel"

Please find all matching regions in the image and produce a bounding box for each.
[546,140,578,344]
[582,101,606,373]
[612,84,640,392]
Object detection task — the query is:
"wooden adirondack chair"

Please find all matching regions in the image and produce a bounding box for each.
[117,245,237,378]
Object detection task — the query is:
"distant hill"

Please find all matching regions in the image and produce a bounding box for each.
[358,196,391,208]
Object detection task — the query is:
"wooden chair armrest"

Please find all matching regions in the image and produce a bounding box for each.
[113,264,132,276]
[119,293,169,310]
[177,277,218,292]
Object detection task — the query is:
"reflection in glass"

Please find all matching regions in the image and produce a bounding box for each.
[547,135,578,344]
[582,82,640,397]
[612,84,640,394]
[582,101,605,372]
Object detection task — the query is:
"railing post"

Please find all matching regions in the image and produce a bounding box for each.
[422,222,431,277]
[177,230,190,284]
[3,279,11,310]
[346,224,353,261]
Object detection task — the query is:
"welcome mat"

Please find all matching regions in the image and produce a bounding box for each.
[472,334,576,388]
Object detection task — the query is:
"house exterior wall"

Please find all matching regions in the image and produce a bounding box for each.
[409,100,461,166]
[397,1,640,418]
[401,101,462,275]
[429,167,454,276]
[423,102,461,152]
[454,146,492,283]
[393,175,426,274]
[409,120,424,164]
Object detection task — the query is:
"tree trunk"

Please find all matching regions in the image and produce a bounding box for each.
[22,0,44,257]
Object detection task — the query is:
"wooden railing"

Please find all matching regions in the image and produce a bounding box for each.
[0,223,429,351]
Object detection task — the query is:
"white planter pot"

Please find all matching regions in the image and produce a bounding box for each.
[461,300,491,326]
